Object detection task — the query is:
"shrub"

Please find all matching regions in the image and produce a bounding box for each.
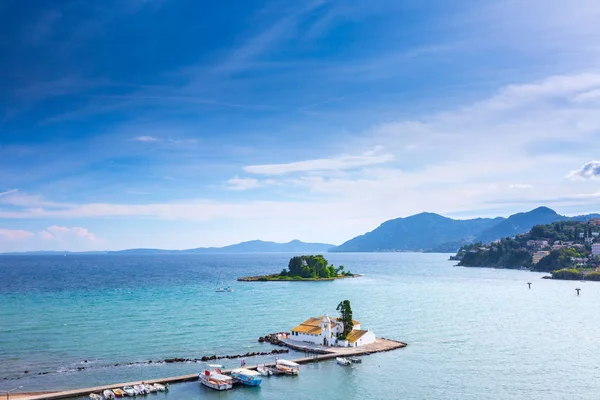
[551,268,583,280]
[585,272,600,281]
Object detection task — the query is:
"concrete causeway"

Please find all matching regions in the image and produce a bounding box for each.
[21,338,406,400]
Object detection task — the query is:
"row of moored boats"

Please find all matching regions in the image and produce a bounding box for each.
[199,359,300,391]
[88,383,167,399]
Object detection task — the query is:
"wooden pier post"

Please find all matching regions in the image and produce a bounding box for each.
[576,288,581,295]
[527,282,531,289]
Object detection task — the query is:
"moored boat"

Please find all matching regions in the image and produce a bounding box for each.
[89,393,102,400]
[152,383,167,392]
[143,384,157,393]
[257,364,272,376]
[122,386,136,396]
[336,357,351,365]
[199,370,233,391]
[134,384,147,394]
[112,388,125,397]
[231,368,262,386]
[104,389,116,399]
[275,359,300,375]
[349,356,362,363]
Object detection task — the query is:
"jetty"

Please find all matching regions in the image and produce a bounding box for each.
[20,338,406,400]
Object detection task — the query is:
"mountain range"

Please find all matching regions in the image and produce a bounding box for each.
[331,207,600,253]
[2,240,335,255]
[3,207,599,255]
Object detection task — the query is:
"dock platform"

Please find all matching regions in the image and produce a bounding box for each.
[21,338,406,400]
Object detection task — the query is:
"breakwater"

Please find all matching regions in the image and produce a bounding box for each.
[22,338,406,400]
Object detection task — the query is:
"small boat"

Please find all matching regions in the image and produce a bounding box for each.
[215,286,233,292]
[143,384,157,393]
[152,384,167,392]
[336,357,351,365]
[122,386,136,396]
[349,357,362,363]
[199,370,233,391]
[207,364,223,368]
[275,359,300,375]
[231,368,262,386]
[89,394,103,400]
[104,389,116,399]
[112,388,125,397]
[137,384,149,394]
[257,364,272,376]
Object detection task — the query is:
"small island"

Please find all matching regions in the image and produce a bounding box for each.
[238,255,359,281]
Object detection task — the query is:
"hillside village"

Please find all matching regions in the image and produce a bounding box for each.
[454,219,600,276]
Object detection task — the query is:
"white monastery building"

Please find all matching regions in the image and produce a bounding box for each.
[290,314,376,347]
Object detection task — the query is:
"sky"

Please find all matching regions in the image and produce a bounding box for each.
[1,0,600,252]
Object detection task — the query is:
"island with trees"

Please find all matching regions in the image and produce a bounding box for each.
[451,220,600,280]
[237,255,358,281]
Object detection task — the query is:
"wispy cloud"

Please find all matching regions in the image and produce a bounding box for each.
[244,147,394,175]
[134,135,160,142]
[0,189,18,197]
[226,176,260,191]
[0,228,34,241]
[568,161,600,180]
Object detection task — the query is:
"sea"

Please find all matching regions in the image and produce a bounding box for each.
[1,252,599,399]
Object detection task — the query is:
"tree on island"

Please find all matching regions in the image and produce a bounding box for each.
[279,255,352,279]
[336,300,354,340]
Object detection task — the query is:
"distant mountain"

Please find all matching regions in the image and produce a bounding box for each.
[474,206,564,243]
[331,207,600,253]
[185,239,334,254]
[331,212,504,252]
[2,240,334,255]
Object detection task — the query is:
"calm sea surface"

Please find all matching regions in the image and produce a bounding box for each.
[1,253,599,399]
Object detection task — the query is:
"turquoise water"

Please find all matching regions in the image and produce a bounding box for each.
[1,253,600,399]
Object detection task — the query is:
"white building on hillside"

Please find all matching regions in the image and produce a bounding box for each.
[290,314,376,347]
[593,243,600,257]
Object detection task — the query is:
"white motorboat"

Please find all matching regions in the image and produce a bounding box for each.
[275,359,300,375]
[199,370,233,391]
[103,389,116,399]
[257,364,272,376]
[89,394,102,400]
[143,384,157,393]
[349,357,362,363]
[152,383,167,392]
[134,384,147,394]
[122,386,136,396]
[336,357,351,366]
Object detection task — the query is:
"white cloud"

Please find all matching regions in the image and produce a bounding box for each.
[133,136,160,142]
[0,228,34,240]
[244,148,394,175]
[38,226,100,243]
[509,184,533,189]
[568,161,600,180]
[0,189,18,197]
[226,176,260,191]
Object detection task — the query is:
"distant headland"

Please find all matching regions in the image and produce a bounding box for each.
[238,255,359,282]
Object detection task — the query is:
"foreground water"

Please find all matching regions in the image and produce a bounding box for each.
[1,253,600,399]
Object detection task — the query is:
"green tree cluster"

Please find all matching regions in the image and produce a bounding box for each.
[585,272,600,281]
[279,255,351,279]
[551,268,583,280]
[533,247,588,272]
[336,300,354,340]
[459,240,532,268]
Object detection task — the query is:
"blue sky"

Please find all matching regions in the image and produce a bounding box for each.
[1,0,600,251]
